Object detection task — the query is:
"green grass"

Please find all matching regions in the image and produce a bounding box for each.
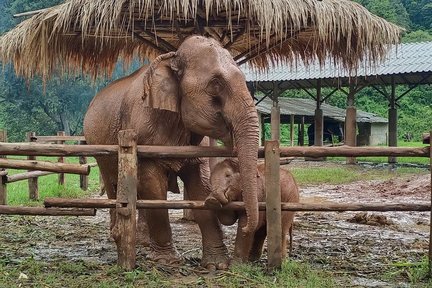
[290,165,426,186]
[383,258,432,287]
[0,258,335,288]
[0,258,171,288]
[327,141,430,165]
[3,157,100,206]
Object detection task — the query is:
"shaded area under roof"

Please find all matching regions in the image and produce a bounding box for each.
[257,97,388,124]
[243,41,432,90]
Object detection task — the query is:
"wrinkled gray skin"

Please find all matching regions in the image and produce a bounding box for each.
[83,36,259,269]
[210,159,299,262]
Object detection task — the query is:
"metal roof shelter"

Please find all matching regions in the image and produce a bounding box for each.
[256,97,388,124]
[243,41,432,164]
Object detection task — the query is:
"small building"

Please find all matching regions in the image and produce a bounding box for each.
[256,97,388,146]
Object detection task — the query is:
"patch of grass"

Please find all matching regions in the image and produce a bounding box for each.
[290,165,426,186]
[3,157,100,206]
[384,258,432,287]
[205,260,335,287]
[0,258,171,288]
[327,141,430,165]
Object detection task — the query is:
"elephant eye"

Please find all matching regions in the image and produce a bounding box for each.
[206,77,224,96]
[225,172,232,178]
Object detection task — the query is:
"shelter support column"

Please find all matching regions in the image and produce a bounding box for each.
[345,83,357,164]
[388,78,397,166]
[298,116,305,146]
[271,86,280,141]
[290,115,295,146]
[314,80,324,147]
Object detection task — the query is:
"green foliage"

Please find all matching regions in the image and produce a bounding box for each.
[384,258,432,286]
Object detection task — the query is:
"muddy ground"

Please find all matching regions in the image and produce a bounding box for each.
[0,161,430,287]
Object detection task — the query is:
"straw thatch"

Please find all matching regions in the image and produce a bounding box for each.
[0,0,402,80]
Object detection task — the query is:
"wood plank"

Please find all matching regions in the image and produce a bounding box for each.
[265,140,282,270]
[0,205,96,216]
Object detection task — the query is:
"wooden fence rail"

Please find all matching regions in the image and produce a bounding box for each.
[0,143,429,158]
[44,198,431,212]
[0,128,431,272]
[0,158,90,175]
[0,205,96,216]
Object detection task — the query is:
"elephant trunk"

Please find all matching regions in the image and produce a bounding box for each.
[229,99,259,234]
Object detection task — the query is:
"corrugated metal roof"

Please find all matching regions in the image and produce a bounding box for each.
[257,97,388,123]
[243,41,432,83]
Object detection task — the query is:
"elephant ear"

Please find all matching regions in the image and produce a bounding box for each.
[142,52,180,112]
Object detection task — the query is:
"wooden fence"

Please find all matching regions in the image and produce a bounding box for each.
[0,130,95,205]
[0,129,431,272]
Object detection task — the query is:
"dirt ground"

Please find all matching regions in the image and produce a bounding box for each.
[0,161,430,287]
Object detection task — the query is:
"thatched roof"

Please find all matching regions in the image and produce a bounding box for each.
[0,0,402,80]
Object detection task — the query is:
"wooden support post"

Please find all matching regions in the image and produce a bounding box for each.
[388,79,398,166]
[299,117,305,146]
[26,132,38,200]
[260,114,266,146]
[0,130,7,205]
[113,129,137,270]
[79,140,88,191]
[346,83,357,164]
[290,114,295,146]
[271,103,280,141]
[429,130,432,276]
[57,131,66,185]
[265,140,282,270]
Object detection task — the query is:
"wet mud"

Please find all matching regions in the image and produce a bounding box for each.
[0,163,430,287]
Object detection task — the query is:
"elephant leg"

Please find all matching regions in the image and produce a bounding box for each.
[281,211,295,259]
[136,211,150,247]
[139,162,180,264]
[233,216,255,263]
[249,225,266,262]
[94,156,118,237]
[179,164,229,270]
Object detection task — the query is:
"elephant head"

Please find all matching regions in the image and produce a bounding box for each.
[142,36,259,233]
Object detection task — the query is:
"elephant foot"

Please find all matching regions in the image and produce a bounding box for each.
[201,251,230,270]
[147,243,182,265]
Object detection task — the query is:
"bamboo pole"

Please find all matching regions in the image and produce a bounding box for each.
[7,171,54,183]
[57,131,66,185]
[265,140,282,270]
[44,198,432,212]
[0,205,96,216]
[0,159,90,175]
[113,129,138,270]
[0,143,429,158]
[26,132,38,200]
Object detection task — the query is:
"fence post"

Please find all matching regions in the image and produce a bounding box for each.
[79,140,88,191]
[57,131,66,185]
[0,130,7,205]
[26,132,38,200]
[265,140,282,270]
[113,129,137,270]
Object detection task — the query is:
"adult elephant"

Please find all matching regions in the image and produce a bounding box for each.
[83,36,259,269]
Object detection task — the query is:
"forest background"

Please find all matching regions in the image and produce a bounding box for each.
[0,0,431,143]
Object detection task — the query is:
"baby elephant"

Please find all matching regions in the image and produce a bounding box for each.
[210,159,299,262]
